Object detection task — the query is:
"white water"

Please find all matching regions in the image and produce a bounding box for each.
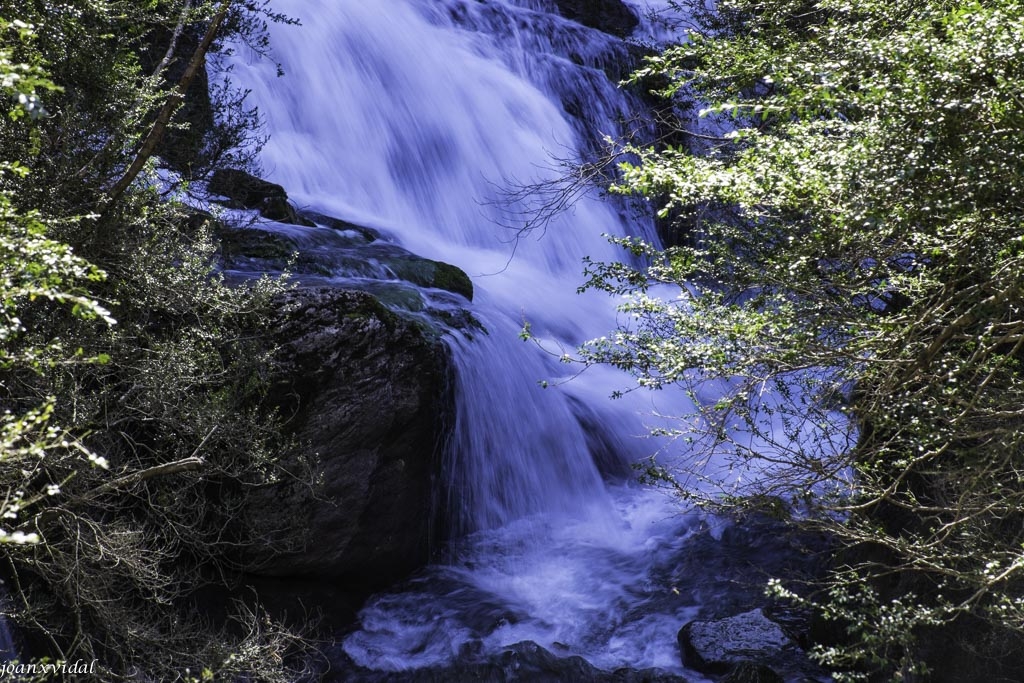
[223,0,725,675]
[0,617,15,663]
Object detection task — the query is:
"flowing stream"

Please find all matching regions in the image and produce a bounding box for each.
[224,0,749,676]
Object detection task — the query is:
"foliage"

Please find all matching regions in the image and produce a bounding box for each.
[0,2,311,680]
[0,12,113,545]
[577,0,1024,678]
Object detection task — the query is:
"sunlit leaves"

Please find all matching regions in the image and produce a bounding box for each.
[587,0,1024,677]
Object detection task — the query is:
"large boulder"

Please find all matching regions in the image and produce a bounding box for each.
[368,243,474,301]
[553,0,639,37]
[219,225,474,301]
[678,609,793,678]
[244,287,451,595]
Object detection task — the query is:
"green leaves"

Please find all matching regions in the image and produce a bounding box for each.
[0,18,61,121]
[586,0,1024,677]
[0,3,307,679]
[0,198,112,370]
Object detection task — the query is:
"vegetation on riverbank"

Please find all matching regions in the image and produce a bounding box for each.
[7,0,1022,679]
[0,2,313,679]
[582,0,1024,678]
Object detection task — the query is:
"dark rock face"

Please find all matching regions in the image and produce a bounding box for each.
[209,168,287,205]
[678,609,793,679]
[219,224,474,302]
[244,288,451,595]
[553,0,639,37]
[208,168,314,226]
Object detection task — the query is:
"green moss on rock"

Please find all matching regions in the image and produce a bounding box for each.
[384,255,473,301]
[219,228,298,260]
[431,261,474,301]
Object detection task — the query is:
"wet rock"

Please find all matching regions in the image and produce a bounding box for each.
[220,222,474,302]
[243,288,451,595]
[208,168,314,226]
[661,517,833,681]
[372,244,473,301]
[678,609,792,677]
[553,0,639,37]
[299,210,382,242]
[424,306,487,337]
[219,227,299,261]
[209,168,287,206]
[258,194,314,226]
[221,224,475,301]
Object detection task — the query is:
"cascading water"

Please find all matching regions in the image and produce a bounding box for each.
[0,617,15,663]
[224,0,736,676]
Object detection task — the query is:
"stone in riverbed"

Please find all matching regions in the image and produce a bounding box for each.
[208,168,314,226]
[678,609,793,677]
[209,168,286,206]
[242,287,451,595]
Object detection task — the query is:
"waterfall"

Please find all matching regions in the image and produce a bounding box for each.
[0,595,17,663]
[224,0,707,674]
[0,620,15,663]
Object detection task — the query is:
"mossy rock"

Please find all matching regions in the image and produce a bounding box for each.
[429,307,487,337]
[357,282,427,312]
[219,207,472,300]
[283,211,473,299]
[380,252,473,301]
[431,262,473,300]
[219,228,298,261]
[298,210,381,242]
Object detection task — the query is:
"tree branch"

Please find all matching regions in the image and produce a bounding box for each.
[78,456,206,502]
[101,0,231,212]
[154,0,195,80]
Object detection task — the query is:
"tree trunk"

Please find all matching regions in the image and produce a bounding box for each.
[101,0,231,213]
